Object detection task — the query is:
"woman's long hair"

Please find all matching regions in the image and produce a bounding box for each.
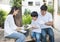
[9,6,19,15]
[8,6,20,25]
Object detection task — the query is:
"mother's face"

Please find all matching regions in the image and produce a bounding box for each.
[14,9,20,16]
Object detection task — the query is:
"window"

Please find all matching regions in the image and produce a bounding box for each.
[28,2,33,6]
[35,2,40,6]
[48,1,53,6]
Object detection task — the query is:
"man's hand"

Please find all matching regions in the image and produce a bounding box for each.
[45,21,53,26]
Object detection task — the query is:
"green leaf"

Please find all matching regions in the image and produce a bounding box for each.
[10,0,22,7]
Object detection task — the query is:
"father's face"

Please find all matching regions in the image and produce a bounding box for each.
[41,10,46,16]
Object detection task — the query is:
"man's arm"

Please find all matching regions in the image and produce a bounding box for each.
[45,13,53,26]
[45,21,53,26]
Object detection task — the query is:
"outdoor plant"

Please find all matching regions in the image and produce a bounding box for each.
[0,10,7,28]
[24,9,31,15]
[48,6,54,15]
[22,14,32,25]
[22,8,31,25]
[10,0,22,7]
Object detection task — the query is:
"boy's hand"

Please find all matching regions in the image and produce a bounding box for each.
[32,26,38,29]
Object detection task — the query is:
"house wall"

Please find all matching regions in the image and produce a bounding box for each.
[0,0,11,12]
[54,0,60,31]
[22,0,43,15]
[0,0,10,5]
[46,0,53,6]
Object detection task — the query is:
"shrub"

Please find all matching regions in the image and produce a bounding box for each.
[24,9,31,15]
[0,10,7,28]
[22,14,32,25]
[23,9,31,25]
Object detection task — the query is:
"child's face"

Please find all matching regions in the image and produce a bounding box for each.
[32,17,37,21]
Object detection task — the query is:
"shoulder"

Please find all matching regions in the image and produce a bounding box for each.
[7,14,13,18]
[47,12,52,15]
[46,12,52,16]
[6,14,13,21]
[8,14,13,17]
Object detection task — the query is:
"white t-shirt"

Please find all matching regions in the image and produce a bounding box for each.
[31,19,41,33]
[38,12,53,29]
[4,14,18,37]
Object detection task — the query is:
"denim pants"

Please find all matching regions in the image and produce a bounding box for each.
[31,32,41,42]
[6,32,26,42]
[41,28,54,42]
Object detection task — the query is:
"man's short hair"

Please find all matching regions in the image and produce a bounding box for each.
[40,5,48,11]
[31,11,38,17]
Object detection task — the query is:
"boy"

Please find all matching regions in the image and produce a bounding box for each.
[30,11,41,42]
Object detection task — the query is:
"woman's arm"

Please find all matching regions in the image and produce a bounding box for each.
[16,27,23,31]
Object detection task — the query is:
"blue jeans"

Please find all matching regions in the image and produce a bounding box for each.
[31,32,41,42]
[6,32,26,42]
[41,28,54,42]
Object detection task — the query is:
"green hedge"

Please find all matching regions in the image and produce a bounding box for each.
[0,10,7,28]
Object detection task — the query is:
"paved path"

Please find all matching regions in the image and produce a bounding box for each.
[54,29,60,42]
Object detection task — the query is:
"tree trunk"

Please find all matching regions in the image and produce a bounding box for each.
[14,7,22,27]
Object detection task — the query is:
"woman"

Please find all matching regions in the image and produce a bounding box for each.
[4,6,26,42]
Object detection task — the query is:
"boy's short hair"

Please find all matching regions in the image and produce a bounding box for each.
[31,11,38,17]
[40,5,48,11]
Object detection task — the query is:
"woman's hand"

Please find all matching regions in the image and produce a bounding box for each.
[16,27,22,31]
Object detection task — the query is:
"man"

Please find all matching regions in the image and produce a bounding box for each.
[38,5,54,42]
